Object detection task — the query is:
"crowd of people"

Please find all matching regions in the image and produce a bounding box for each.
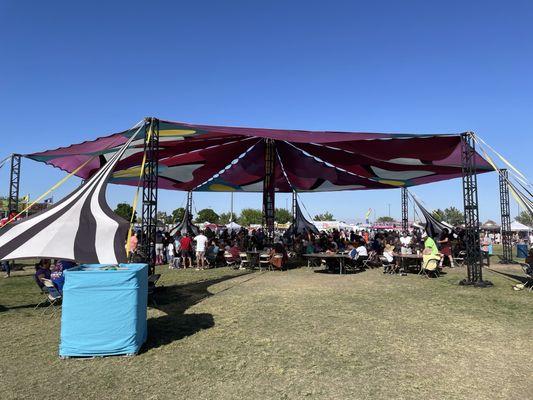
[124,225,475,274]
[128,227,290,271]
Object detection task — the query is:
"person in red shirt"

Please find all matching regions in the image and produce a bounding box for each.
[179,233,193,268]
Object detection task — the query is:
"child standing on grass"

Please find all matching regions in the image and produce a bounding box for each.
[167,241,175,270]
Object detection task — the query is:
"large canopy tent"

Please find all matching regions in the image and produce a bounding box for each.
[27,119,492,192]
[4,118,496,285]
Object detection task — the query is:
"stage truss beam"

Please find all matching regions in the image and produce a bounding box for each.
[141,118,159,274]
[499,169,513,264]
[8,154,21,216]
[186,191,193,216]
[401,187,408,232]
[262,139,276,242]
[460,132,492,287]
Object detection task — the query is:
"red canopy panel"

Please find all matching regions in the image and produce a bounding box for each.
[26,119,493,192]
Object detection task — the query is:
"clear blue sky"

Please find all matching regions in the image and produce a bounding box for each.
[0,0,531,222]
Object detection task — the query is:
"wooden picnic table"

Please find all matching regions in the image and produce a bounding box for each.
[303,253,352,275]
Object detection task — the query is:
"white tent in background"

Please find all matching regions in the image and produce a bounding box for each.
[226,221,241,232]
[510,221,532,232]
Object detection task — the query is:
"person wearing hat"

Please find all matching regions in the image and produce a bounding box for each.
[422,231,439,256]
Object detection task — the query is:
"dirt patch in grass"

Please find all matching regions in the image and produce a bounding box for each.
[1,264,532,399]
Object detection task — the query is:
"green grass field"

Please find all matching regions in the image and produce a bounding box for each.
[1,262,532,400]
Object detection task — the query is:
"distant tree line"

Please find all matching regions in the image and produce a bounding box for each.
[115,206,294,226]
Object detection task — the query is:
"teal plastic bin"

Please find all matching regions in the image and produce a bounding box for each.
[516,244,528,258]
[59,263,148,357]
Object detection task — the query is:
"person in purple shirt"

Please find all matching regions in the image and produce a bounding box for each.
[34,259,52,290]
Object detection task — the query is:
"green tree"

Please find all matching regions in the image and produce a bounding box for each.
[515,211,533,227]
[443,207,464,226]
[275,208,292,224]
[432,207,464,226]
[238,208,263,226]
[195,208,220,223]
[431,209,445,222]
[157,211,173,224]
[376,216,395,223]
[219,212,233,224]
[172,207,185,223]
[313,212,334,221]
[114,203,136,221]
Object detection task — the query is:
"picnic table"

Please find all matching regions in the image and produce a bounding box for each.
[303,253,352,275]
[393,252,423,273]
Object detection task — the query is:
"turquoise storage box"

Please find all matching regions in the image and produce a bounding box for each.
[59,263,148,357]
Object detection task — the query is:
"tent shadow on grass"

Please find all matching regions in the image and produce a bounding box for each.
[487,268,529,285]
[142,273,251,352]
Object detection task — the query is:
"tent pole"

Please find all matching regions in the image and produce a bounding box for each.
[186,191,193,216]
[141,117,159,274]
[401,187,408,232]
[460,132,492,287]
[262,139,276,243]
[7,154,21,217]
[292,190,297,224]
[499,169,513,264]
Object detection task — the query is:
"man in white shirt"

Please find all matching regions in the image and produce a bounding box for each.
[399,232,412,254]
[194,231,209,270]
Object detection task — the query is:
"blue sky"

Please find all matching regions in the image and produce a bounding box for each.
[0,0,531,222]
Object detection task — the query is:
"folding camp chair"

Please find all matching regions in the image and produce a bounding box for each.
[239,253,250,269]
[224,252,237,268]
[420,258,440,278]
[454,250,466,267]
[362,251,381,269]
[259,253,272,271]
[36,279,62,316]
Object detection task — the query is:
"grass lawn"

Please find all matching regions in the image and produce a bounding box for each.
[1,262,532,400]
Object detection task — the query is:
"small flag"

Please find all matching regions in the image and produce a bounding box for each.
[21,194,30,203]
[364,208,372,224]
[44,197,53,204]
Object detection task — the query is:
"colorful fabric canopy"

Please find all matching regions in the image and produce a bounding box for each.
[0,128,142,263]
[26,119,493,192]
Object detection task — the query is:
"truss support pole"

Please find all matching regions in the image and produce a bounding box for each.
[459,132,492,287]
[262,139,276,243]
[186,191,193,216]
[292,190,297,224]
[401,187,408,232]
[7,154,21,217]
[141,118,159,274]
[499,169,513,264]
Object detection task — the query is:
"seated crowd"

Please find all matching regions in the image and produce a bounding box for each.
[125,223,469,275]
